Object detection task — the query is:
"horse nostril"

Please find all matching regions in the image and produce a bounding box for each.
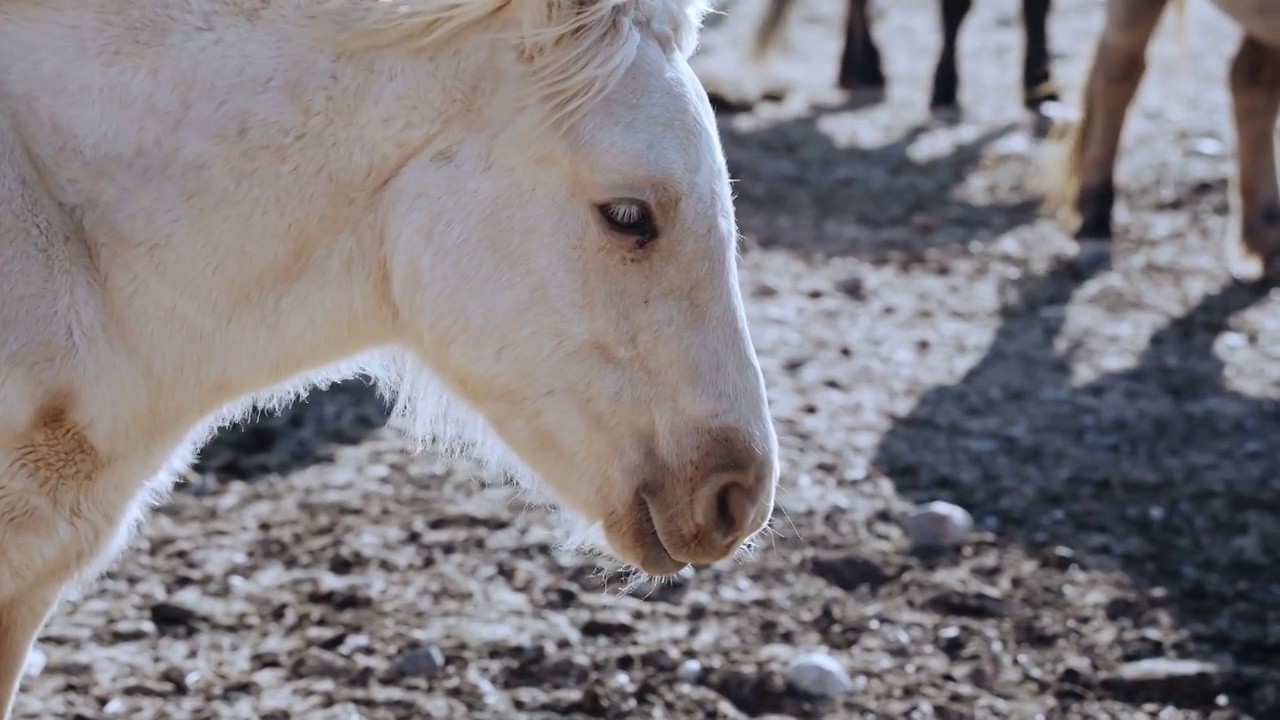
[689,427,776,551]
[715,481,738,539]
[711,479,752,543]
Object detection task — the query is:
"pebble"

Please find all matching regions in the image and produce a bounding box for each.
[149,600,200,628]
[784,649,854,698]
[1108,658,1221,682]
[1101,658,1223,705]
[676,658,703,682]
[393,644,447,677]
[905,501,974,549]
[835,276,866,300]
[1190,136,1224,156]
[22,647,46,678]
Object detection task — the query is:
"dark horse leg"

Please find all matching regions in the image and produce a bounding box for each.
[838,0,887,90]
[839,0,1059,110]
[1022,0,1060,108]
[930,0,973,108]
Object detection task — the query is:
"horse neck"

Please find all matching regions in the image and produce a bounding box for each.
[132,50,502,442]
[0,5,507,451]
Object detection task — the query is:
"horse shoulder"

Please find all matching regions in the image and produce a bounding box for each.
[0,165,150,592]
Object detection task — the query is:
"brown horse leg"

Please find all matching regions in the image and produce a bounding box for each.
[1022,0,1060,108]
[839,0,886,90]
[930,0,973,108]
[1059,0,1168,239]
[1226,35,1280,280]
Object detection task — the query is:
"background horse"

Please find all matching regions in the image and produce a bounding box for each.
[752,0,1060,110]
[0,0,778,714]
[1045,0,1280,279]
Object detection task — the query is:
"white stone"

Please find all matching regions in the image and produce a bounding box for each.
[676,658,702,682]
[21,647,46,678]
[905,500,974,548]
[784,650,854,698]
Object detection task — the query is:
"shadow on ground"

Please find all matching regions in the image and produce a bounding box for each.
[873,254,1280,714]
[717,102,1050,262]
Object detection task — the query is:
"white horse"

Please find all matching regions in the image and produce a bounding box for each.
[0,0,780,712]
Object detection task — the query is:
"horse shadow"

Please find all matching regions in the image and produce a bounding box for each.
[871,254,1280,713]
[715,102,1049,263]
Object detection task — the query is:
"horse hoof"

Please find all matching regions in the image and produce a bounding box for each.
[1069,239,1112,276]
[1073,218,1112,241]
[929,89,958,109]
[837,73,886,92]
[1229,209,1280,281]
[1074,183,1116,241]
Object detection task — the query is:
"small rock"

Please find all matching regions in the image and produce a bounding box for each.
[22,647,46,678]
[1101,658,1223,705]
[835,276,865,300]
[1191,136,1224,156]
[1057,655,1095,687]
[579,615,635,637]
[905,501,974,549]
[935,626,967,657]
[1040,545,1079,570]
[638,648,679,672]
[290,649,350,679]
[753,283,779,298]
[807,553,897,592]
[110,618,157,641]
[676,658,703,682]
[149,601,199,628]
[925,589,1006,618]
[394,645,447,677]
[784,649,854,698]
[1220,331,1249,348]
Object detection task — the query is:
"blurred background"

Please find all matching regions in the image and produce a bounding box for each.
[16,0,1280,718]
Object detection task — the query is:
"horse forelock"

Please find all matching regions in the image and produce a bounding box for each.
[336,0,713,129]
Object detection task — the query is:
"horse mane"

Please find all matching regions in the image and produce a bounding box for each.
[334,0,713,128]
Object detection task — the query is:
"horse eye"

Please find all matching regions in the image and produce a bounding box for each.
[598,200,657,246]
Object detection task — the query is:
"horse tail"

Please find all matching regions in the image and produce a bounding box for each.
[1039,94,1088,227]
[1172,0,1187,38]
[751,0,800,59]
[1170,0,1189,100]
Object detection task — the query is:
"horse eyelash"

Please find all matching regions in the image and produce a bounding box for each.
[607,202,644,225]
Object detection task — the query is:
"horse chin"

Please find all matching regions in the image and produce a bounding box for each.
[601,493,690,577]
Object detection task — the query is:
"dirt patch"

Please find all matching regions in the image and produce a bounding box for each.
[15,1,1280,718]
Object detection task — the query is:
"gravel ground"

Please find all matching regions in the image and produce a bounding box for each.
[14,0,1280,718]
